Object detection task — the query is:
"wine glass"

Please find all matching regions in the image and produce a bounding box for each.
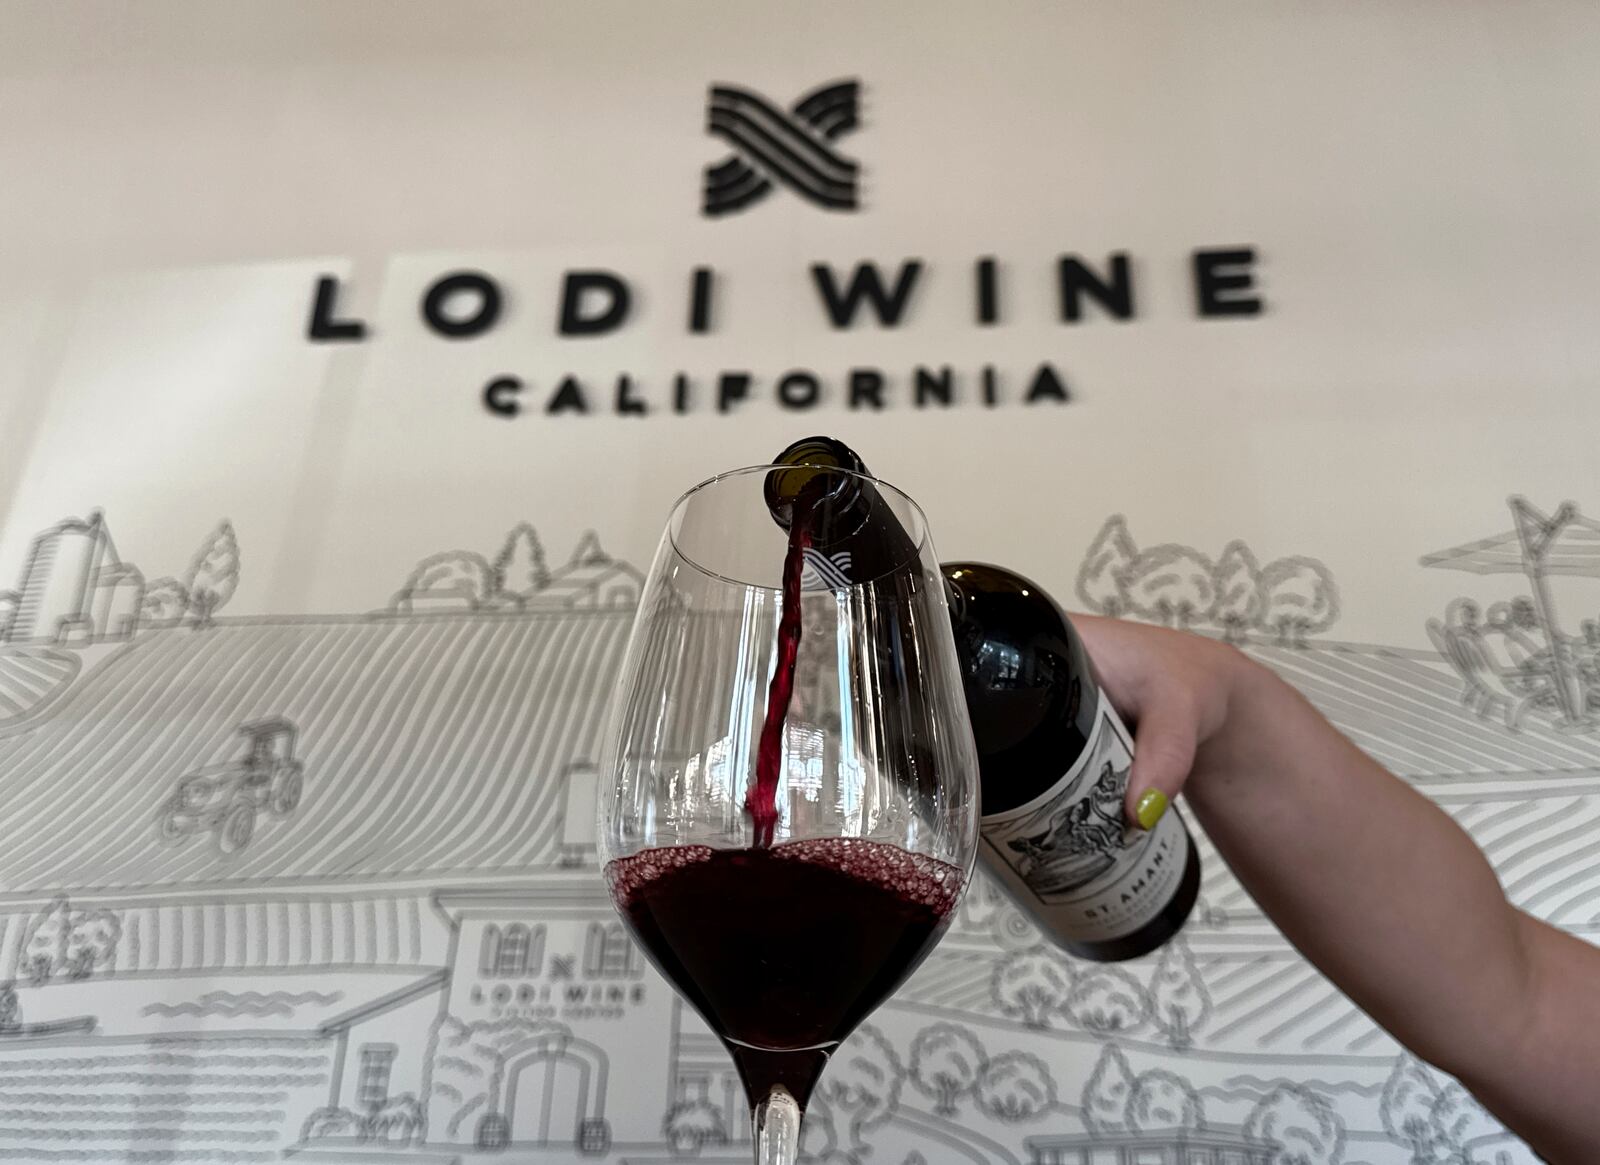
[597,463,979,1165]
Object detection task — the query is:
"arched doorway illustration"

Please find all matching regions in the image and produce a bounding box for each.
[500,1037,609,1148]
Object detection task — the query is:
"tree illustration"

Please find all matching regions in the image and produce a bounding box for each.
[19,898,71,983]
[14,899,117,983]
[1380,1055,1442,1162]
[908,1024,986,1115]
[1149,936,1212,1050]
[140,577,189,626]
[1126,1069,1204,1133]
[991,948,1074,1028]
[973,1051,1056,1122]
[62,909,120,979]
[399,551,495,611]
[1082,1045,1136,1134]
[813,1023,903,1156]
[664,1099,728,1154]
[1076,515,1138,616]
[186,520,239,628]
[1243,1084,1346,1165]
[492,522,550,599]
[0,983,18,1031]
[1120,545,1217,628]
[1210,540,1264,642]
[1065,966,1152,1037]
[1257,556,1339,646]
[1429,1081,1502,1162]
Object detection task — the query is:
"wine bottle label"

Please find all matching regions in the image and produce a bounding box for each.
[978,689,1191,944]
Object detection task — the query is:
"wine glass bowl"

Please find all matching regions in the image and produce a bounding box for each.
[598,464,979,1163]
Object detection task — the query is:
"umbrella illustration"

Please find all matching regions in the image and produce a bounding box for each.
[1421,497,1600,728]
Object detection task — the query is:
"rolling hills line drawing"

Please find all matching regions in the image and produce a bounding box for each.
[0,505,1583,1163]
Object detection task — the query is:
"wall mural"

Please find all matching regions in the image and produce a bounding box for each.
[0,497,1594,1164]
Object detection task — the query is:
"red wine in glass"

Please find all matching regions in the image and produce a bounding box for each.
[608,838,960,1108]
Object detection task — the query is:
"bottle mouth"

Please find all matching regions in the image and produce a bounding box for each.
[762,439,866,531]
[665,463,932,590]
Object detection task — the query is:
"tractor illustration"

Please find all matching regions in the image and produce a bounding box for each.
[158,718,305,855]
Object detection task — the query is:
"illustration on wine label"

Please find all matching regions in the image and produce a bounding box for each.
[979,693,1189,935]
[1000,758,1129,896]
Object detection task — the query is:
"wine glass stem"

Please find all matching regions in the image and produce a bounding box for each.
[752,1085,802,1165]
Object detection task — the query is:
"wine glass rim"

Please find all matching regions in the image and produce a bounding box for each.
[665,462,933,590]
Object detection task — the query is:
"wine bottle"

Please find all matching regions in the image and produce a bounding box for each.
[766,436,1200,962]
[941,560,1200,960]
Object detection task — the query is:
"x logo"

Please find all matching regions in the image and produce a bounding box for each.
[703,80,861,216]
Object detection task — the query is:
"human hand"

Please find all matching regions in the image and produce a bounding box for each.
[1070,614,1262,830]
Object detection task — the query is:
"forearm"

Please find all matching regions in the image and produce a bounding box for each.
[1185,658,1534,1080]
[1078,615,1600,1160]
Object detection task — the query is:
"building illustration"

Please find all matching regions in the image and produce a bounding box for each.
[1,511,143,645]
[0,508,1581,1163]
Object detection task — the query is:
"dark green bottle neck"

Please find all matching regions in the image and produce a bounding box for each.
[766,436,875,544]
[766,436,922,582]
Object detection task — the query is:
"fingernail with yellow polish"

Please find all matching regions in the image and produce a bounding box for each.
[1135,790,1169,831]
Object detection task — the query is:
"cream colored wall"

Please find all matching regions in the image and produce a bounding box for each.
[2,4,1597,1161]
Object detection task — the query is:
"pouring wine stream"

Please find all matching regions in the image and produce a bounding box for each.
[745,478,823,847]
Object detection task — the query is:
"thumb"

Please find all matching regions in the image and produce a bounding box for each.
[1123,697,1199,832]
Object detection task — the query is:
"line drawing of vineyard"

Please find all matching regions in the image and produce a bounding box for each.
[0,503,1578,1163]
